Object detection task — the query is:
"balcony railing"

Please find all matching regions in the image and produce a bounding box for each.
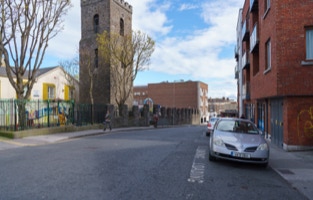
[235,64,239,79]
[242,20,249,41]
[242,52,250,69]
[234,45,239,60]
[250,24,259,52]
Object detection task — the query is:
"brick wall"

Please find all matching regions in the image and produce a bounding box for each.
[250,0,313,99]
[148,82,199,109]
[285,97,313,146]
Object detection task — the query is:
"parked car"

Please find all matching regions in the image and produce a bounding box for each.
[208,118,269,167]
[206,117,219,136]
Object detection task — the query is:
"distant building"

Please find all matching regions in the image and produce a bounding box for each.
[133,81,209,123]
[208,98,238,118]
[0,65,78,101]
[235,0,313,150]
[0,66,79,100]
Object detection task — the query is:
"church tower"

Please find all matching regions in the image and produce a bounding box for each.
[79,0,133,104]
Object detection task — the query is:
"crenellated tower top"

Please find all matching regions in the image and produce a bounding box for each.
[113,0,132,13]
[81,0,132,13]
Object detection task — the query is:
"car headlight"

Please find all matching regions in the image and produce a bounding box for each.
[213,138,225,147]
[257,143,269,151]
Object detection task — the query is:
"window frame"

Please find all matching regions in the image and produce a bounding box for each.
[265,39,271,72]
[306,27,313,61]
[94,48,99,68]
[43,83,56,100]
[48,85,55,99]
[120,18,124,36]
[265,0,271,12]
[263,0,271,18]
[93,14,99,34]
[64,85,74,100]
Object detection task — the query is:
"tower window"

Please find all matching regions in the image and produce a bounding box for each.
[120,18,124,36]
[94,14,99,33]
[95,49,99,68]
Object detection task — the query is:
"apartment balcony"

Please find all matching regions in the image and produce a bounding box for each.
[250,24,259,53]
[242,52,250,69]
[234,45,239,61]
[242,20,249,41]
[235,64,239,79]
[250,0,258,12]
[242,82,251,100]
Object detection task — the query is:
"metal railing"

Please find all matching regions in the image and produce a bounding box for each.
[0,99,108,131]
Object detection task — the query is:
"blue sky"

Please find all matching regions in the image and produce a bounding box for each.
[44,0,243,99]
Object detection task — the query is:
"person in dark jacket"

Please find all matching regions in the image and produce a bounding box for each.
[103,110,112,131]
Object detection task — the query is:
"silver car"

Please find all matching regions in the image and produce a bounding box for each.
[208,118,269,167]
[206,117,219,136]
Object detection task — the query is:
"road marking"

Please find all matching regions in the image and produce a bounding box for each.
[188,146,206,184]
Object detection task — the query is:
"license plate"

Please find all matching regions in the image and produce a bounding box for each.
[231,152,251,158]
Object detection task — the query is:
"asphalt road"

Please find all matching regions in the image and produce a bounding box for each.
[0,126,307,200]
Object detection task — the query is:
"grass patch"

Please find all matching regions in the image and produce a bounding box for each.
[0,131,15,139]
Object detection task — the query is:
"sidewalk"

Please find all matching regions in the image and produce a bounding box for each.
[269,144,313,200]
[0,127,313,200]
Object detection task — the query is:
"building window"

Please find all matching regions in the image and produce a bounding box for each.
[64,85,74,100]
[43,83,56,100]
[95,49,98,68]
[265,39,271,70]
[48,86,55,99]
[306,28,313,60]
[94,14,99,33]
[120,18,124,36]
[265,0,270,12]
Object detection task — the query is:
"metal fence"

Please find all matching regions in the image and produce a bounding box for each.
[0,99,108,131]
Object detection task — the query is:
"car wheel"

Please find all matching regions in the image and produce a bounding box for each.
[208,150,216,161]
[260,162,268,168]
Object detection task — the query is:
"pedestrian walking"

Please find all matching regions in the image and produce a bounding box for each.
[153,112,159,128]
[103,110,112,131]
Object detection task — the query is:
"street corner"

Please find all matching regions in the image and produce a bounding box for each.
[0,138,36,148]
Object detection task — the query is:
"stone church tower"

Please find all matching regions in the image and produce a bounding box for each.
[79,0,132,104]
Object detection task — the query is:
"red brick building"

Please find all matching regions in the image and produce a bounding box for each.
[133,81,209,123]
[235,0,313,150]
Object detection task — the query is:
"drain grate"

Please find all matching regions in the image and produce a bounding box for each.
[278,169,294,175]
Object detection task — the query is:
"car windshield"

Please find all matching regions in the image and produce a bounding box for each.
[210,118,218,122]
[216,120,259,134]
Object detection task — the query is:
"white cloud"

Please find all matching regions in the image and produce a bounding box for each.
[147,0,242,80]
[128,0,172,37]
[46,0,81,61]
[178,3,198,11]
[45,0,242,98]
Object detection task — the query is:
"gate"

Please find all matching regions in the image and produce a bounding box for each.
[270,99,284,147]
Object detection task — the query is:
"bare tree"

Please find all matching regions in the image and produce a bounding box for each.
[97,30,155,115]
[0,0,71,129]
[79,47,98,106]
[59,58,79,101]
